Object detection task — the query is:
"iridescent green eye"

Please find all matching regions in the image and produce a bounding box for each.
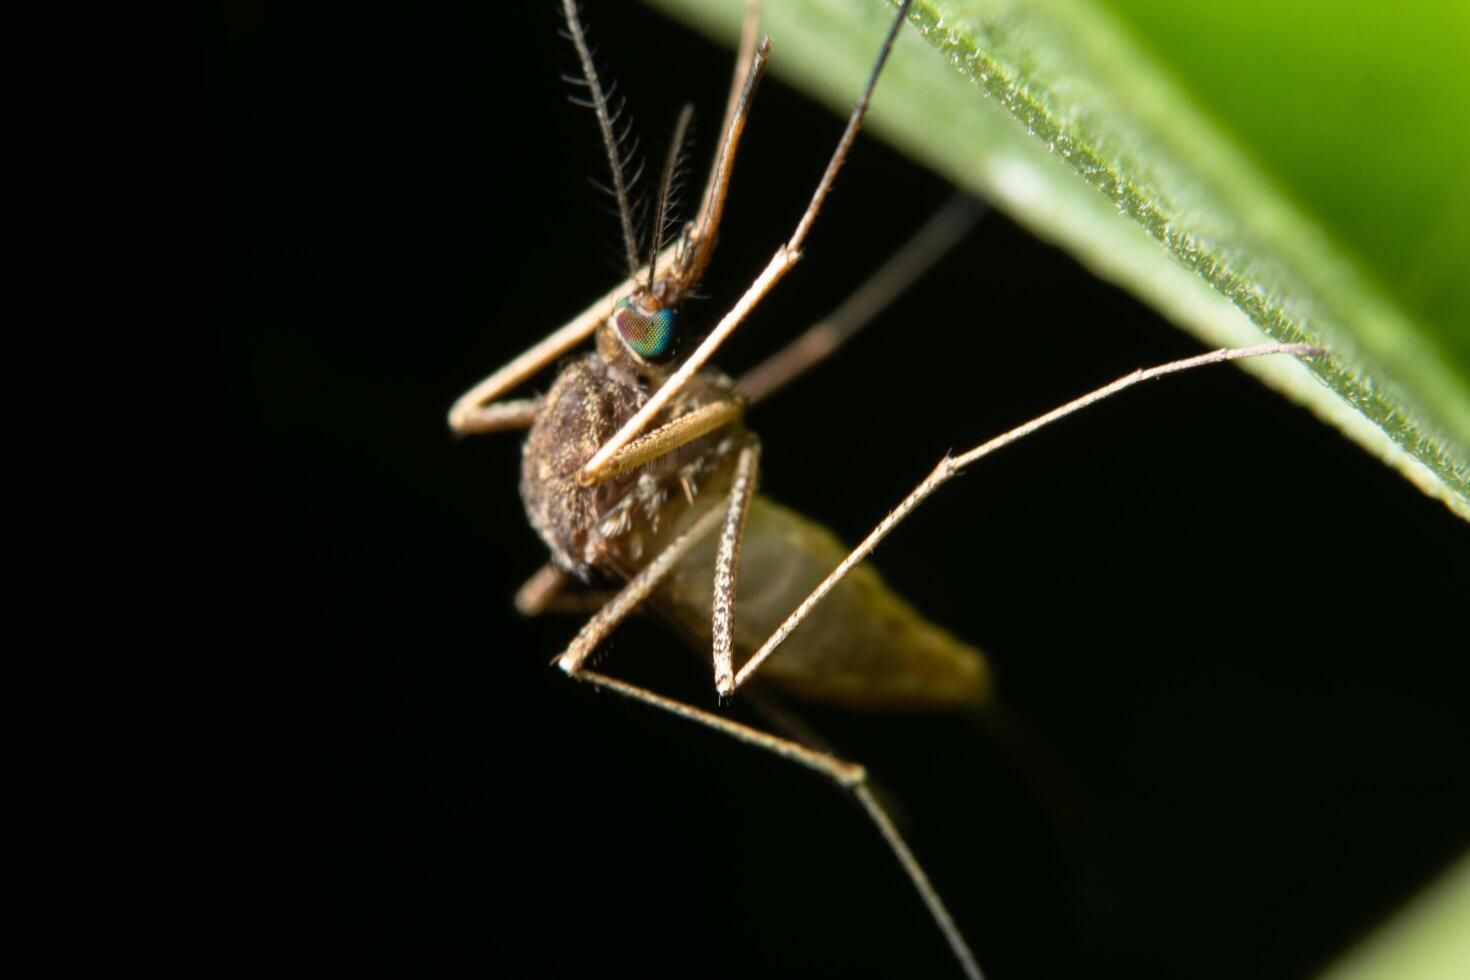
[613,296,677,360]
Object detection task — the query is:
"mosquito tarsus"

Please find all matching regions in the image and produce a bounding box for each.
[448,1,1323,977]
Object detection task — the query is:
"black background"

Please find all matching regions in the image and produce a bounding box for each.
[209,1,1469,977]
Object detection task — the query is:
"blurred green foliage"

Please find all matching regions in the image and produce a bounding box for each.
[1101,0,1470,389]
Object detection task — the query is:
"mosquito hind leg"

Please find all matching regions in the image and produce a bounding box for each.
[557,666,984,979]
[558,635,984,977]
[548,447,984,978]
[729,342,1324,691]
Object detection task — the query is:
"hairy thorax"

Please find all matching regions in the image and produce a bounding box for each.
[520,351,749,580]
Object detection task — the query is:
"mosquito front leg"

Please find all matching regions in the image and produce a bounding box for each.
[730,343,1325,691]
[447,244,681,436]
[450,398,543,435]
[448,301,602,435]
[578,1,916,484]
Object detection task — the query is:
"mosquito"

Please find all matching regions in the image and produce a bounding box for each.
[448,1,1320,975]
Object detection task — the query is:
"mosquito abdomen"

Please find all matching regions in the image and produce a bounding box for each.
[659,496,991,711]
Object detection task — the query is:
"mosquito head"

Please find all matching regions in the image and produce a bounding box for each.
[610,289,679,363]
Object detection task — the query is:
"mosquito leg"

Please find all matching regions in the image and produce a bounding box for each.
[712,443,760,694]
[515,562,566,615]
[579,1,915,484]
[448,299,602,435]
[514,563,616,617]
[739,194,985,405]
[731,342,1324,690]
[551,440,981,976]
[549,445,981,977]
[559,665,984,979]
[451,398,542,435]
[555,504,727,673]
[447,243,680,435]
[580,397,746,486]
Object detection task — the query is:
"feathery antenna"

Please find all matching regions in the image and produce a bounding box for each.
[560,0,641,277]
[649,104,695,293]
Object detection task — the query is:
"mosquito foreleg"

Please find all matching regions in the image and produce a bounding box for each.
[577,0,916,485]
[731,342,1324,690]
[447,243,681,435]
[448,303,602,435]
[580,252,791,485]
[450,397,543,435]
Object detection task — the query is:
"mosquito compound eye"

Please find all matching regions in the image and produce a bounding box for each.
[613,296,677,361]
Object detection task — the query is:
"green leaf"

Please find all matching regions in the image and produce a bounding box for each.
[645,0,1470,519]
[1316,851,1470,980]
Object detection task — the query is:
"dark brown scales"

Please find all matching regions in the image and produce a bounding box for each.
[521,348,750,578]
